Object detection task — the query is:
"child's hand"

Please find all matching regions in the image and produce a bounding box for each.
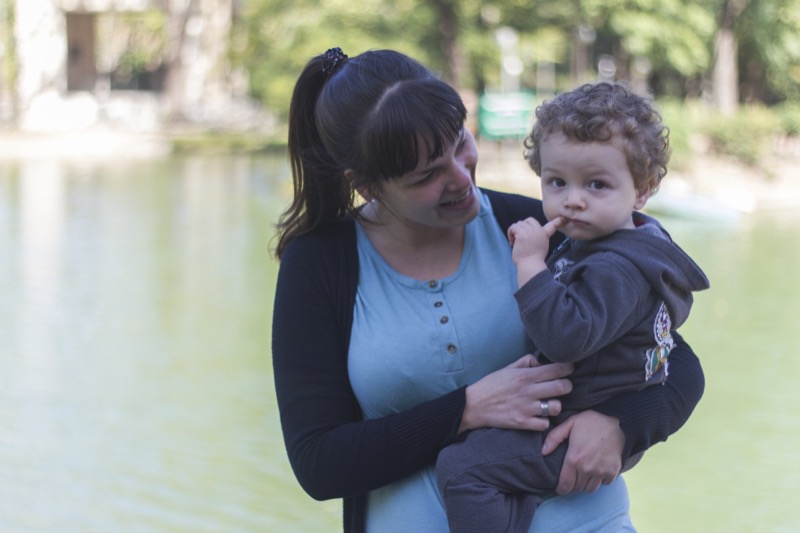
[508,217,564,287]
[507,217,564,263]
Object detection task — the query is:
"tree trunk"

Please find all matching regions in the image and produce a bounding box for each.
[1,0,17,123]
[712,0,749,116]
[164,0,197,121]
[431,0,464,88]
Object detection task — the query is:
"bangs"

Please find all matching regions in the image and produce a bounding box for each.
[359,80,466,179]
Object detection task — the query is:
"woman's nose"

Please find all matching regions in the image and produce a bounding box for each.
[446,158,473,187]
[451,134,478,186]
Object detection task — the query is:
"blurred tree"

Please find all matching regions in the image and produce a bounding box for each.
[97,11,166,91]
[430,0,465,86]
[605,0,716,96]
[713,0,750,115]
[0,0,16,123]
[737,0,800,103]
[499,0,716,93]
[467,0,716,97]
[234,0,478,118]
[165,0,197,118]
[234,0,800,119]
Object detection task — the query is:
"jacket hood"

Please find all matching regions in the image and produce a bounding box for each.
[569,212,710,326]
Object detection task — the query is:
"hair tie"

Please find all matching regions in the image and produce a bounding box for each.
[322,47,348,77]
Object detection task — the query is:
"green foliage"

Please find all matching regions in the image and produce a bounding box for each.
[737,0,800,102]
[701,105,783,166]
[654,97,698,170]
[170,130,287,154]
[96,11,166,75]
[609,2,715,78]
[234,0,800,125]
[776,101,800,136]
[658,100,797,168]
[232,0,448,119]
[1,0,17,113]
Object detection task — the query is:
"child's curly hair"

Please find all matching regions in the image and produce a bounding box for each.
[524,82,670,195]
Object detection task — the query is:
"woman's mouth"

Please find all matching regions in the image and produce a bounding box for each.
[439,187,473,208]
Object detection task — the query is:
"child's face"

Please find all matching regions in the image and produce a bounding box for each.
[538,132,650,241]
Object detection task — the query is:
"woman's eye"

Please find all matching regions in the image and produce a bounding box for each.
[455,133,467,152]
[415,172,435,185]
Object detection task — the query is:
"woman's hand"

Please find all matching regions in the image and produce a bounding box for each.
[541,410,625,494]
[460,355,573,434]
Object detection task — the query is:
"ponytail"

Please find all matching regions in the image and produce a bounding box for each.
[275,54,353,259]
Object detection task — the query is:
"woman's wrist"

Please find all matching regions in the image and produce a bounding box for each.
[458,384,479,434]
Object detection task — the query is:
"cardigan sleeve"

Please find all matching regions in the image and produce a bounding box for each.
[590,331,705,460]
[272,226,467,501]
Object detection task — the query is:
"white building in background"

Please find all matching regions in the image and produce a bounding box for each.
[4,0,253,133]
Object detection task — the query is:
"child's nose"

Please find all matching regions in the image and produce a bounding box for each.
[564,189,585,208]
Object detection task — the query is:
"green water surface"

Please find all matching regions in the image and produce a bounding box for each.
[0,155,797,532]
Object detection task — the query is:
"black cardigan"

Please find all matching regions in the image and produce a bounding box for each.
[272,188,705,533]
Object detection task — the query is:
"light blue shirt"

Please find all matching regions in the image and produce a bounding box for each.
[348,190,634,532]
[350,191,527,417]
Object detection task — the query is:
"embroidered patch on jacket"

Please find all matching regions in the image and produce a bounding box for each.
[551,258,572,282]
[644,302,674,381]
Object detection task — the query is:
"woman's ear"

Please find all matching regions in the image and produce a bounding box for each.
[345,169,375,204]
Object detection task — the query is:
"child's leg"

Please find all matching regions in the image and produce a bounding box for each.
[436,427,566,533]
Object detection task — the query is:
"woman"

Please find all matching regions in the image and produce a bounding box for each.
[272,48,704,532]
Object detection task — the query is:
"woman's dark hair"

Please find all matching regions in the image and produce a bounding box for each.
[275,49,467,258]
[524,82,670,195]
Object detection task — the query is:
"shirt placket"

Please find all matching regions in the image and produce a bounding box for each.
[425,279,463,372]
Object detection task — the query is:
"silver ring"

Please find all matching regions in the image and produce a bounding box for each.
[540,400,550,417]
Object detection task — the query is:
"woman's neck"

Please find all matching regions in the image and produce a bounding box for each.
[359,206,466,280]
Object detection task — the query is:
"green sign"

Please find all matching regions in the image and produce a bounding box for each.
[478,92,537,140]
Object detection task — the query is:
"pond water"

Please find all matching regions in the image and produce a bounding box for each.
[0,153,798,532]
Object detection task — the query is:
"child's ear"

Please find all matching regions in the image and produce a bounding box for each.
[633,187,651,210]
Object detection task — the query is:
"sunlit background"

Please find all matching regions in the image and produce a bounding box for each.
[2,153,799,532]
[2,0,800,532]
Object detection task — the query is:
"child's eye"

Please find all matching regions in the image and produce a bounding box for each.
[589,180,607,190]
[549,178,566,188]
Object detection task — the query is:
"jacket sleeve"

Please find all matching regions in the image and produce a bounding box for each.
[590,332,705,460]
[515,253,651,362]
[272,231,466,501]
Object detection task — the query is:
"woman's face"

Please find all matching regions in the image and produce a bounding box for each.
[373,128,480,235]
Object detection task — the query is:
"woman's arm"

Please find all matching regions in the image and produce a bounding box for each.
[591,332,704,458]
[273,234,465,501]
